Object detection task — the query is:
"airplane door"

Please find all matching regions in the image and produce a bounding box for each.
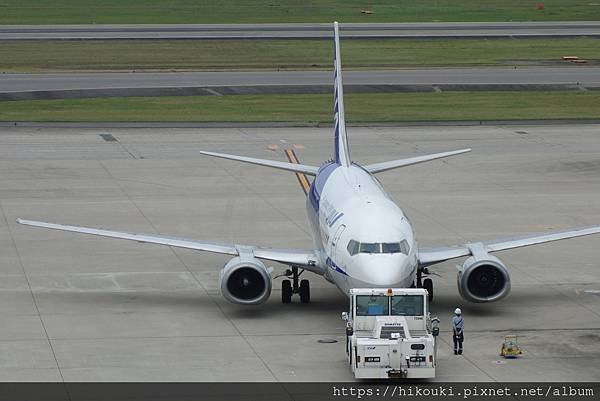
[331,224,346,261]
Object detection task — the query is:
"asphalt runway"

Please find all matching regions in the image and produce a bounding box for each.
[4,68,600,91]
[0,123,599,381]
[1,68,598,101]
[2,22,600,40]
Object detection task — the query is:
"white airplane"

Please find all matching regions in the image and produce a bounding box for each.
[17,22,600,306]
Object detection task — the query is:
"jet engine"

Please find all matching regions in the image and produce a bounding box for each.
[219,256,272,305]
[457,253,511,303]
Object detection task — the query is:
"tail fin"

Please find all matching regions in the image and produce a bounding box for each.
[333,21,351,167]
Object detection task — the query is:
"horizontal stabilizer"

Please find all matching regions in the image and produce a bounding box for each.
[364,148,471,174]
[200,151,319,176]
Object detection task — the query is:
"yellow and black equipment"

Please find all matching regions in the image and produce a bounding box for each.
[500,335,523,359]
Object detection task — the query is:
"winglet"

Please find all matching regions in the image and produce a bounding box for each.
[333,21,351,167]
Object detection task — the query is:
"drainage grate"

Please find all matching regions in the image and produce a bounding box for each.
[100,134,117,142]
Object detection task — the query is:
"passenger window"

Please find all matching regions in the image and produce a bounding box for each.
[359,242,380,254]
[347,240,359,256]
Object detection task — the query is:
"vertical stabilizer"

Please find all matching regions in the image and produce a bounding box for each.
[333,21,351,167]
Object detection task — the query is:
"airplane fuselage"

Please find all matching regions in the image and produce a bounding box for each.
[307,162,419,295]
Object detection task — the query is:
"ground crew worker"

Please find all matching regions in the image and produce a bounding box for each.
[452,307,464,355]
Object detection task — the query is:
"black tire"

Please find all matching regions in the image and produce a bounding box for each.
[423,278,434,302]
[299,279,310,304]
[282,280,292,303]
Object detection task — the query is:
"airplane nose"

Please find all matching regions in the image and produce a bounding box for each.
[361,256,411,286]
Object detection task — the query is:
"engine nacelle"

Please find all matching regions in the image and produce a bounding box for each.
[457,253,511,303]
[219,256,272,305]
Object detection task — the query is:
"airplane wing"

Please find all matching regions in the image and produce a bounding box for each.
[363,148,471,174]
[16,219,323,274]
[419,225,600,266]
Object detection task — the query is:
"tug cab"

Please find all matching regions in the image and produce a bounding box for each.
[342,288,439,379]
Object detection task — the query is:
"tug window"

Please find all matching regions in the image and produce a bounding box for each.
[392,295,424,316]
[356,295,389,316]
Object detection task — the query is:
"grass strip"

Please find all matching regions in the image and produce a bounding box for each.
[1,38,598,73]
[1,91,598,123]
[1,1,599,24]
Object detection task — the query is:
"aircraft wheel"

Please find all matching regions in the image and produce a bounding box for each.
[282,280,292,303]
[299,279,311,304]
[423,278,434,302]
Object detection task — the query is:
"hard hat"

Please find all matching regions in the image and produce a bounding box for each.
[454,308,462,315]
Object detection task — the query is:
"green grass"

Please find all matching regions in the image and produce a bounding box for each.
[1,38,598,72]
[0,1,598,24]
[1,91,598,122]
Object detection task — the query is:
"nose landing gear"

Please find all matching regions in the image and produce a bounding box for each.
[281,266,310,304]
[423,278,434,302]
[417,267,434,302]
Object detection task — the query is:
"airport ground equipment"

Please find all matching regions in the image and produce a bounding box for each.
[500,335,523,358]
[342,288,439,379]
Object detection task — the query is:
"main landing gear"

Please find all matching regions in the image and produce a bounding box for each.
[417,267,434,302]
[282,266,310,304]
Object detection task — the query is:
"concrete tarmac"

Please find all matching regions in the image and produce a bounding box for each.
[0,124,599,381]
[2,22,600,40]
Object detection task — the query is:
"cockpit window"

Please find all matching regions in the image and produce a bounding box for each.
[347,240,359,256]
[359,242,380,254]
[348,240,410,256]
[382,242,401,253]
[400,239,410,255]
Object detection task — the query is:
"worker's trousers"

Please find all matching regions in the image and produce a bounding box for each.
[453,332,464,354]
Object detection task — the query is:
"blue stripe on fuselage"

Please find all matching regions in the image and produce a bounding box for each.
[308,162,338,214]
[326,257,348,276]
[328,212,344,227]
